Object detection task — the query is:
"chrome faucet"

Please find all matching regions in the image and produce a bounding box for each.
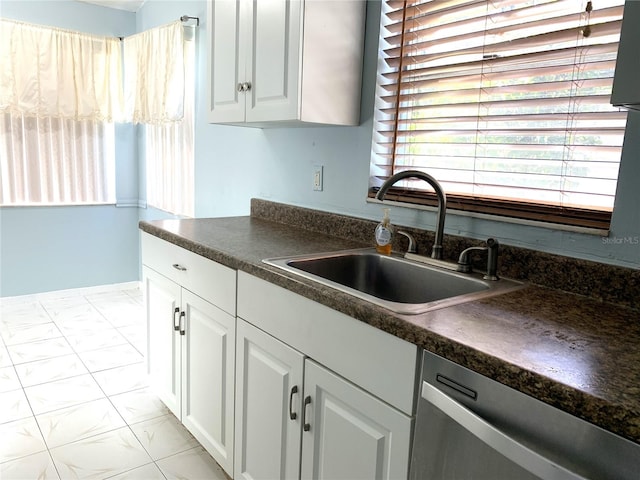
[375,170,447,260]
[457,238,500,280]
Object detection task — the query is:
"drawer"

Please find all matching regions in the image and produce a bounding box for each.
[141,232,236,316]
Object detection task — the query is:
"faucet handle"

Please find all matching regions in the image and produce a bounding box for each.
[397,230,417,254]
[456,237,500,280]
[485,238,499,281]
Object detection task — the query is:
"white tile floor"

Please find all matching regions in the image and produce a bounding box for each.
[0,283,228,480]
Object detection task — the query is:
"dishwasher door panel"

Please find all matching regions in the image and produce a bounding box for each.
[409,350,640,480]
[411,400,539,480]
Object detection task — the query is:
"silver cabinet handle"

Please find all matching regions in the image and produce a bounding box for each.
[289,385,298,420]
[421,381,587,480]
[173,307,180,331]
[172,264,187,271]
[303,395,312,431]
[179,311,186,336]
[237,82,244,92]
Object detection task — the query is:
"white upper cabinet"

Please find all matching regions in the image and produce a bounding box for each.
[612,1,640,110]
[207,0,366,127]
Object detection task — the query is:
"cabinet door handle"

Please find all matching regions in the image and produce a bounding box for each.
[179,311,186,336]
[172,263,187,271]
[244,81,252,91]
[173,307,180,331]
[237,82,244,92]
[303,395,312,431]
[289,385,298,420]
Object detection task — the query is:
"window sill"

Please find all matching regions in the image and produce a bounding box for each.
[366,197,609,237]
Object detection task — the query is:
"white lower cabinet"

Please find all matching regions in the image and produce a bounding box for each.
[142,233,416,479]
[235,318,413,480]
[234,318,304,480]
[301,360,412,480]
[142,233,236,477]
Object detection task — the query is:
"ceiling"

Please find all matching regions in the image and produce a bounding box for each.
[76,0,146,12]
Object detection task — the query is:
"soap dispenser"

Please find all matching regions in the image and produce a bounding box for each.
[375,208,394,255]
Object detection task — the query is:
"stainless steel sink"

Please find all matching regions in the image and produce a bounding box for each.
[263,249,523,315]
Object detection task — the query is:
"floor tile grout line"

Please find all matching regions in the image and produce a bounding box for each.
[83,291,148,359]
[2,282,221,479]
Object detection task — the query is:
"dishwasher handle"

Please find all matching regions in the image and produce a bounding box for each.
[421,381,588,480]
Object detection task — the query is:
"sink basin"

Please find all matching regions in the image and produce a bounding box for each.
[264,249,523,315]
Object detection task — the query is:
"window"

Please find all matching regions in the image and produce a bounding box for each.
[370,0,627,229]
[0,19,122,206]
[124,21,195,217]
[0,114,115,205]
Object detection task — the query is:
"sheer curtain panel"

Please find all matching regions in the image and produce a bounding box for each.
[124,21,186,124]
[126,22,195,217]
[0,18,123,121]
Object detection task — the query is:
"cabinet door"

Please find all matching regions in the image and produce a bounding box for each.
[246,0,302,123]
[235,319,304,480]
[207,0,247,123]
[301,359,413,480]
[181,290,235,476]
[143,266,182,418]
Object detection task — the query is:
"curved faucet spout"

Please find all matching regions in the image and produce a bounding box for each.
[375,170,447,259]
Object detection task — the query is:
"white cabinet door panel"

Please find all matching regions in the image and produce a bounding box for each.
[247,0,301,122]
[207,0,246,123]
[181,290,235,476]
[144,266,182,418]
[301,359,413,480]
[235,319,304,480]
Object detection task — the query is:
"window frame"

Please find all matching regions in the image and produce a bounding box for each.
[369,0,627,231]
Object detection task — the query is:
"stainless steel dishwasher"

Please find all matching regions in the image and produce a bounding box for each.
[410,350,640,480]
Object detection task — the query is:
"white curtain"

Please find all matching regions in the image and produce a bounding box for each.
[0,19,118,206]
[124,21,185,124]
[0,18,193,210]
[140,24,195,217]
[0,18,123,122]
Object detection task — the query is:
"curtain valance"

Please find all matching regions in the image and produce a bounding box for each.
[124,20,185,124]
[0,18,124,122]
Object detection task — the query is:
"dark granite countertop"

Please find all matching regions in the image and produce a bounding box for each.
[139,215,640,445]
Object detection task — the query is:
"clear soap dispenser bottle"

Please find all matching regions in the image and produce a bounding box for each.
[375,208,394,255]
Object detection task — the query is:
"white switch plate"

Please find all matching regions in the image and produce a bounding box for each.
[313,165,323,191]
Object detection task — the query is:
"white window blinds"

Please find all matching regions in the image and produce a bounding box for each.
[0,114,115,205]
[370,0,627,229]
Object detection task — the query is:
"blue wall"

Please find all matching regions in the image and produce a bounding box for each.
[137,0,639,268]
[0,2,139,296]
[2,0,638,296]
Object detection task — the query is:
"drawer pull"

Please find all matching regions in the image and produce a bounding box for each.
[172,264,187,271]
